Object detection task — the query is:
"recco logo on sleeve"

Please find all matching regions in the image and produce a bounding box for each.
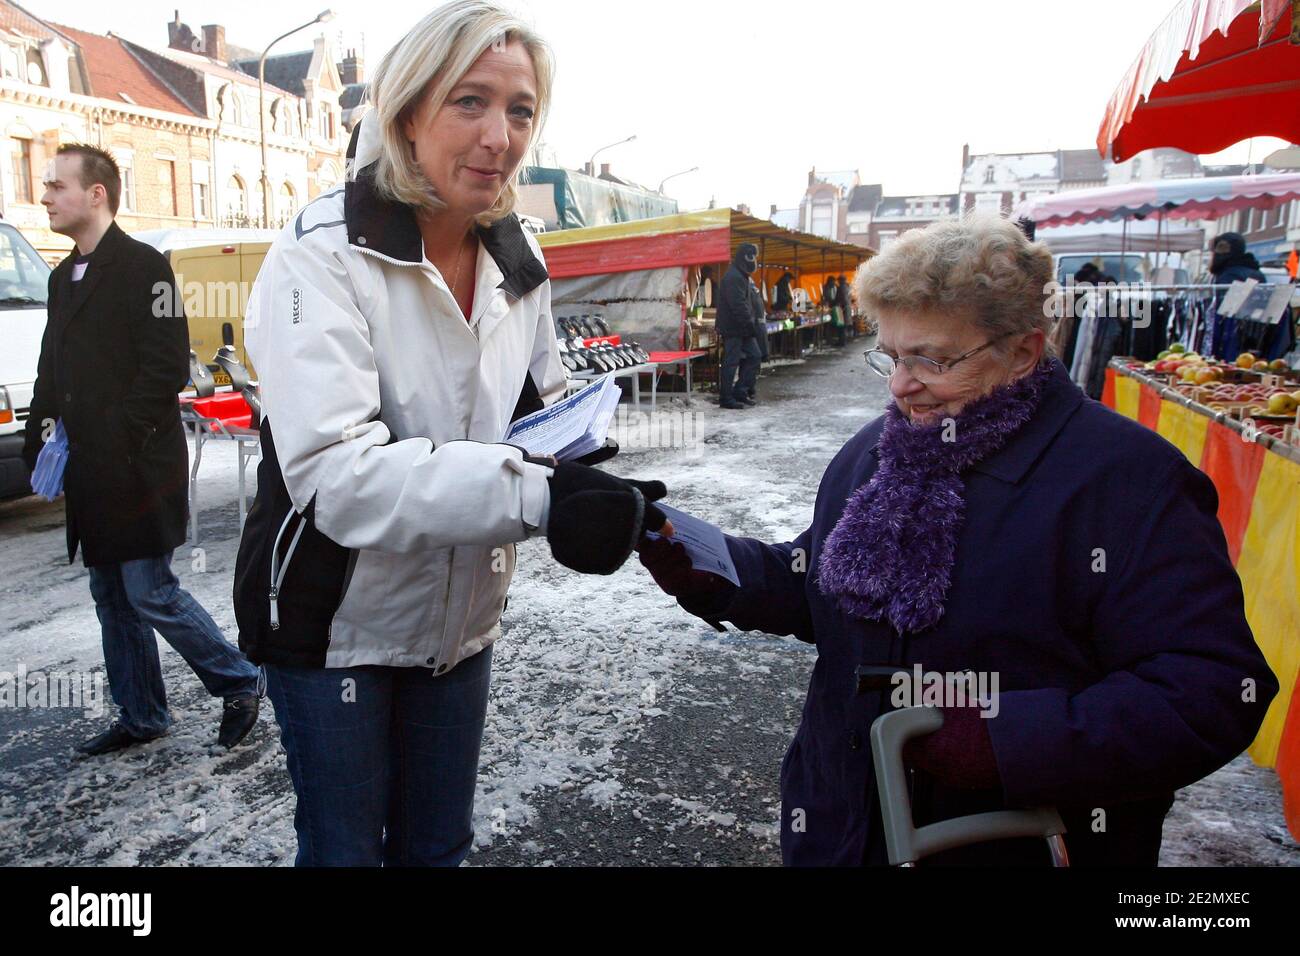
[49,886,151,936]
[291,288,303,325]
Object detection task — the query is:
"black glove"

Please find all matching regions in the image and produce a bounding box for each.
[547,462,668,575]
[571,438,619,468]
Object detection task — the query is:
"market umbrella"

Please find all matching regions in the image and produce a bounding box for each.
[1035,219,1206,253]
[1098,0,1300,162]
[1015,172,1300,226]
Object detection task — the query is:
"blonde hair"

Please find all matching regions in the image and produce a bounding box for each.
[367,0,553,223]
[854,213,1055,348]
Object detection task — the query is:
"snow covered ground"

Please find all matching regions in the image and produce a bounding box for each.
[0,344,1295,866]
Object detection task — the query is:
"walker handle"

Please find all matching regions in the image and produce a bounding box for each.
[870,707,1069,866]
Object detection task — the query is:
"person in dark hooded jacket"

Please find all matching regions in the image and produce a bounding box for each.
[1210,231,1267,288]
[717,243,763,408]
[1209,232,1269,360]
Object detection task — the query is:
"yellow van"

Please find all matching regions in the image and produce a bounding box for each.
[132,228,277,385]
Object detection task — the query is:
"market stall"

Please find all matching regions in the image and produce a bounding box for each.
[1016,172,1300,230]
[536,208,871,393]
[1103,355,1300,839]
[1097,0,1300,162]
[1016,176,1300,382]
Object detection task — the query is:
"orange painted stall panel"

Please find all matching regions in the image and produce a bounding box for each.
[1137,383,1163,431]
[1102,367,1117,409]
[1279,689,1300,839]
[1199,421,1268,565]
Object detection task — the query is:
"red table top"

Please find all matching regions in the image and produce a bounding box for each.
[179,391,252,432]
[647,350,708,363]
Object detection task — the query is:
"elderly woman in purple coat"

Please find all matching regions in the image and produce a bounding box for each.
[638,214,1277,866]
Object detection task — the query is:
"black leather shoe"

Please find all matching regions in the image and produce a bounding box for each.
[77,722,165,756]
[218,695,260,749]
[719,400,748,410]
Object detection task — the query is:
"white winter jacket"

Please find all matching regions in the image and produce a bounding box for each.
[234,114,565,673]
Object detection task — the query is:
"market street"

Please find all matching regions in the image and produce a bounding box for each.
[0,344,1295,866]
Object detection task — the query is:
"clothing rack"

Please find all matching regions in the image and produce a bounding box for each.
[1058,281,1297,398]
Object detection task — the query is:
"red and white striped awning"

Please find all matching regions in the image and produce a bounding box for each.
[1098,0,1300,162]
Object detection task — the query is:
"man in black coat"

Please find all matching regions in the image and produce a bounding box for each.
[835,275,852,346]
[773,271,794,312]
[748,270,770,372]
[24,144,262,756]
[717,243,763,408]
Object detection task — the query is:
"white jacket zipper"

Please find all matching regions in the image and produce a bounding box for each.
[269,508,308,630]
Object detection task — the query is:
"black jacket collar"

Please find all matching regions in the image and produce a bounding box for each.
[55,221,127,328]
[969,359,1084,484]
[342,128,548,300]
[60,219,125,270]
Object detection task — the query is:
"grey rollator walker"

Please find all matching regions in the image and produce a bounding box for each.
[861,667,1070,867]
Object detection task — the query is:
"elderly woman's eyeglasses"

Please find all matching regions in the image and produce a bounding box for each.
[863,333,1014,382]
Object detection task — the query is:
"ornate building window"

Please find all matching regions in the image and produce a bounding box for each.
[278,181,297,225]
[9,137,32,203]
[218,85,242,125]
[224,174,248,226]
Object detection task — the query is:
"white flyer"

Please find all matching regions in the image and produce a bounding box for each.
[645,503,741,587]
[504,375,619,460]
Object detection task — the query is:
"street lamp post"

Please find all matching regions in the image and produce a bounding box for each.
[259,9,335,228]
[586,135,636,176]
[657,166,699,194]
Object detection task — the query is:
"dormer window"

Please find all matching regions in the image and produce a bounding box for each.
[25,49,46,86]
[218,85,241,125]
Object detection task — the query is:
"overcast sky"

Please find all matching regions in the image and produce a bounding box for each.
[45,0,1283,213]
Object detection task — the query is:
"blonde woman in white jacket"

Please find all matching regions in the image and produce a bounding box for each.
[235,1,668,866]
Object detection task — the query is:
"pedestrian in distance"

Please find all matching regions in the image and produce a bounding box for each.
[773,270,794,313]
[25,144,264,757]
[835,273,852,346]
[716,243,763,408]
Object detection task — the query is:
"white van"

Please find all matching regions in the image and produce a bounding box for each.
[0,221,53,500]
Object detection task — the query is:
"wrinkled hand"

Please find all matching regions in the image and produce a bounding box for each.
[903,705,1001,791]
[636,536,736,620]
[546,462,668,575]
[636,536,725,596]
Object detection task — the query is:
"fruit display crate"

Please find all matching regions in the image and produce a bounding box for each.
[1114,357,1300,457]
[1103,357,1300,843]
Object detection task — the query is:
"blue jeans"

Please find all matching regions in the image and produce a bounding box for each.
[87,551,262,738]
[265,644,493,867]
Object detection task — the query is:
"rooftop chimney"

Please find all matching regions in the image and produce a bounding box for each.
[600,163,612,178]
[808,167,816,187]
[202,24,226,63]
[769,204,778,218]
[340,48,364,85]
[962,142,970,171]
[168,11,197,53]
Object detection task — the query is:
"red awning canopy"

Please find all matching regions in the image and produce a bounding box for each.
[536,209,870,279]
[1017,172,1300,225]
[1098,0,1300,162]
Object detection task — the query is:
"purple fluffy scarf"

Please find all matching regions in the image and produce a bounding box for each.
[817,362,1054,633]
